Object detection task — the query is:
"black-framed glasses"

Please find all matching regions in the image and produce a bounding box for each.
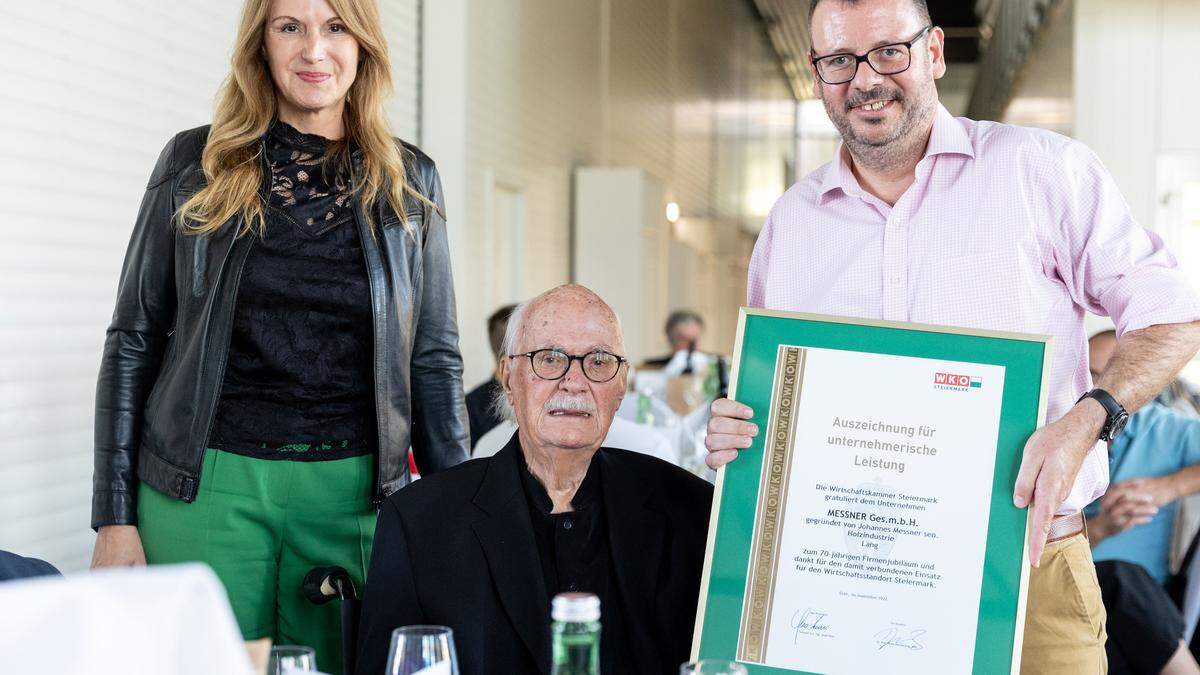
[509,348,628,383]
[810,26,932,85]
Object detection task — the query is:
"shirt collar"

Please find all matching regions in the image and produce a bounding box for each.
[818,103,974,203]
[268,119,330,155]
[925,103,975,160]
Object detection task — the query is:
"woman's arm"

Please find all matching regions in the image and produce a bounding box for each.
[408,160,470,475]
[92,134,181,536]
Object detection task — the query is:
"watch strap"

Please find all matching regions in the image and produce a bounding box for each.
[1077,388,1128,442]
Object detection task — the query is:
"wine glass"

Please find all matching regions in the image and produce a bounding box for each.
[387,625,460,675]
[680,660,749,675]
[267,645,317,674]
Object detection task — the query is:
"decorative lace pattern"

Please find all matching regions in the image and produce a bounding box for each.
[210,121,376,462]
[265,121,353,236]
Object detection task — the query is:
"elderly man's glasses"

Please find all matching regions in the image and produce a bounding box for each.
[810,26,932,85]
[510,348,628,383]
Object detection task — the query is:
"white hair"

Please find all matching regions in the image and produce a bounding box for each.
[491,299,531,423]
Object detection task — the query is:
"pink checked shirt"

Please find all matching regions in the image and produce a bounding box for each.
[749,104,1200,514]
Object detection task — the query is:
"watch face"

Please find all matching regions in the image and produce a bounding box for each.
[1108,412,1130,441]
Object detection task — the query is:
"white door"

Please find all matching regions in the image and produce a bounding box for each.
[485,173,526,310]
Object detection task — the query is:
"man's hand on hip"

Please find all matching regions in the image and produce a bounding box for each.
[704,398,759,469]
[1013,400,1107,567]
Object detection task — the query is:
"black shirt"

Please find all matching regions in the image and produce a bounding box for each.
[518,449,632,675]
[210,121,376,461]
[465,377,504,449]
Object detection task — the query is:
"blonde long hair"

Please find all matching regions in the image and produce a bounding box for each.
[178,0,425,235]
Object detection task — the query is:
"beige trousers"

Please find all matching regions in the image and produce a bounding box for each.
[1019,531,1108,674]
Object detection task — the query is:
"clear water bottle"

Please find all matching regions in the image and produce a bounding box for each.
[551,592,600,675]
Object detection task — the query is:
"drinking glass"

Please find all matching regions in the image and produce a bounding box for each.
[267,645,317,674]
[680,660,749,675]
[386,625,460,675]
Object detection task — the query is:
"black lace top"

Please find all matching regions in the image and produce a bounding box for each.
[210,121,377,461]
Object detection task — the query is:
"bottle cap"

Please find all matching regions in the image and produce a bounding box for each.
[552,592,600,622]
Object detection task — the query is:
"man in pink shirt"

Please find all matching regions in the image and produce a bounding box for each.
[704,0,1200,671]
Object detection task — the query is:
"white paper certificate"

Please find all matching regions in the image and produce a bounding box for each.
[736,345,1006,674]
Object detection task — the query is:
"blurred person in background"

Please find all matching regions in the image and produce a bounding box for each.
[466,304,517,449]
[1161,379,1200,418]
[642,309,705,371]
[702,0,1200,671]
[1087,330,1200,675]
[88,0,468,670]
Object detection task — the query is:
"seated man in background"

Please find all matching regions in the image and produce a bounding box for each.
[357,284,713,675]
[642,309,705,372]
[465,304,518,449]
[1087,329,1200,674]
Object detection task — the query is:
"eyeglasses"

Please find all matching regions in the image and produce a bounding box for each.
[810,26,932,85]
[509,348,628,383]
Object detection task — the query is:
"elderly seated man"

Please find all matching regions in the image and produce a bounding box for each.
[357,284,714,675]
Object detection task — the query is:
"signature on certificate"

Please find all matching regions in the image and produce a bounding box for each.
[873,626,926,651]
[791,608,832,643]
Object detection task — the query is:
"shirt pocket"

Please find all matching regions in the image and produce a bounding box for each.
[912,238,1042,333]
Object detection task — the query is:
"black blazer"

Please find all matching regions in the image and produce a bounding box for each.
[356,436,714,675]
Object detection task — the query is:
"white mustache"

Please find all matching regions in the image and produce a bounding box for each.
[544,396,597,415]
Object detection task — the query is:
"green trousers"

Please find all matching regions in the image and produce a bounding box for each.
[138,449,377,675]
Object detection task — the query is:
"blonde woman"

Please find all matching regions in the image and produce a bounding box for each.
[89,0,468,670]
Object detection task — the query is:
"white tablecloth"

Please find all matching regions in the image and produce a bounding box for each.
[0,563,255,675]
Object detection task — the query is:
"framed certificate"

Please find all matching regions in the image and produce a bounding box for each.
[691,309,1052,675]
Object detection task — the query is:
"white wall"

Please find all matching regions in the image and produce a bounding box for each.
[423,0,796,385]
[1073,0,1200,231]
[0,0,420,572]
[1074,0,1159,230]
[1070,0,1200,344]
[1007,0,1200,336]
[573,168,667,362]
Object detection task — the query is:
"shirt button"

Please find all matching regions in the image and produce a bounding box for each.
[562,519,573,531]
[568,582,579,592]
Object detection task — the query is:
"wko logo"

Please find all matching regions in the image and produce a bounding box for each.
[934,372,982,390]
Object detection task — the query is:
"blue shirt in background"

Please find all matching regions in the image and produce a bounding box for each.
[1086,402,1200,584]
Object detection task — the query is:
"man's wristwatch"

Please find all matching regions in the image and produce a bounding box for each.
[1076,388,1129,442]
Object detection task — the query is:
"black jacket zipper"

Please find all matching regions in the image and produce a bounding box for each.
[186,142,270,501]
[353,198,390,506]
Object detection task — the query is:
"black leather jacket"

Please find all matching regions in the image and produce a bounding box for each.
[91,126,470,529]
